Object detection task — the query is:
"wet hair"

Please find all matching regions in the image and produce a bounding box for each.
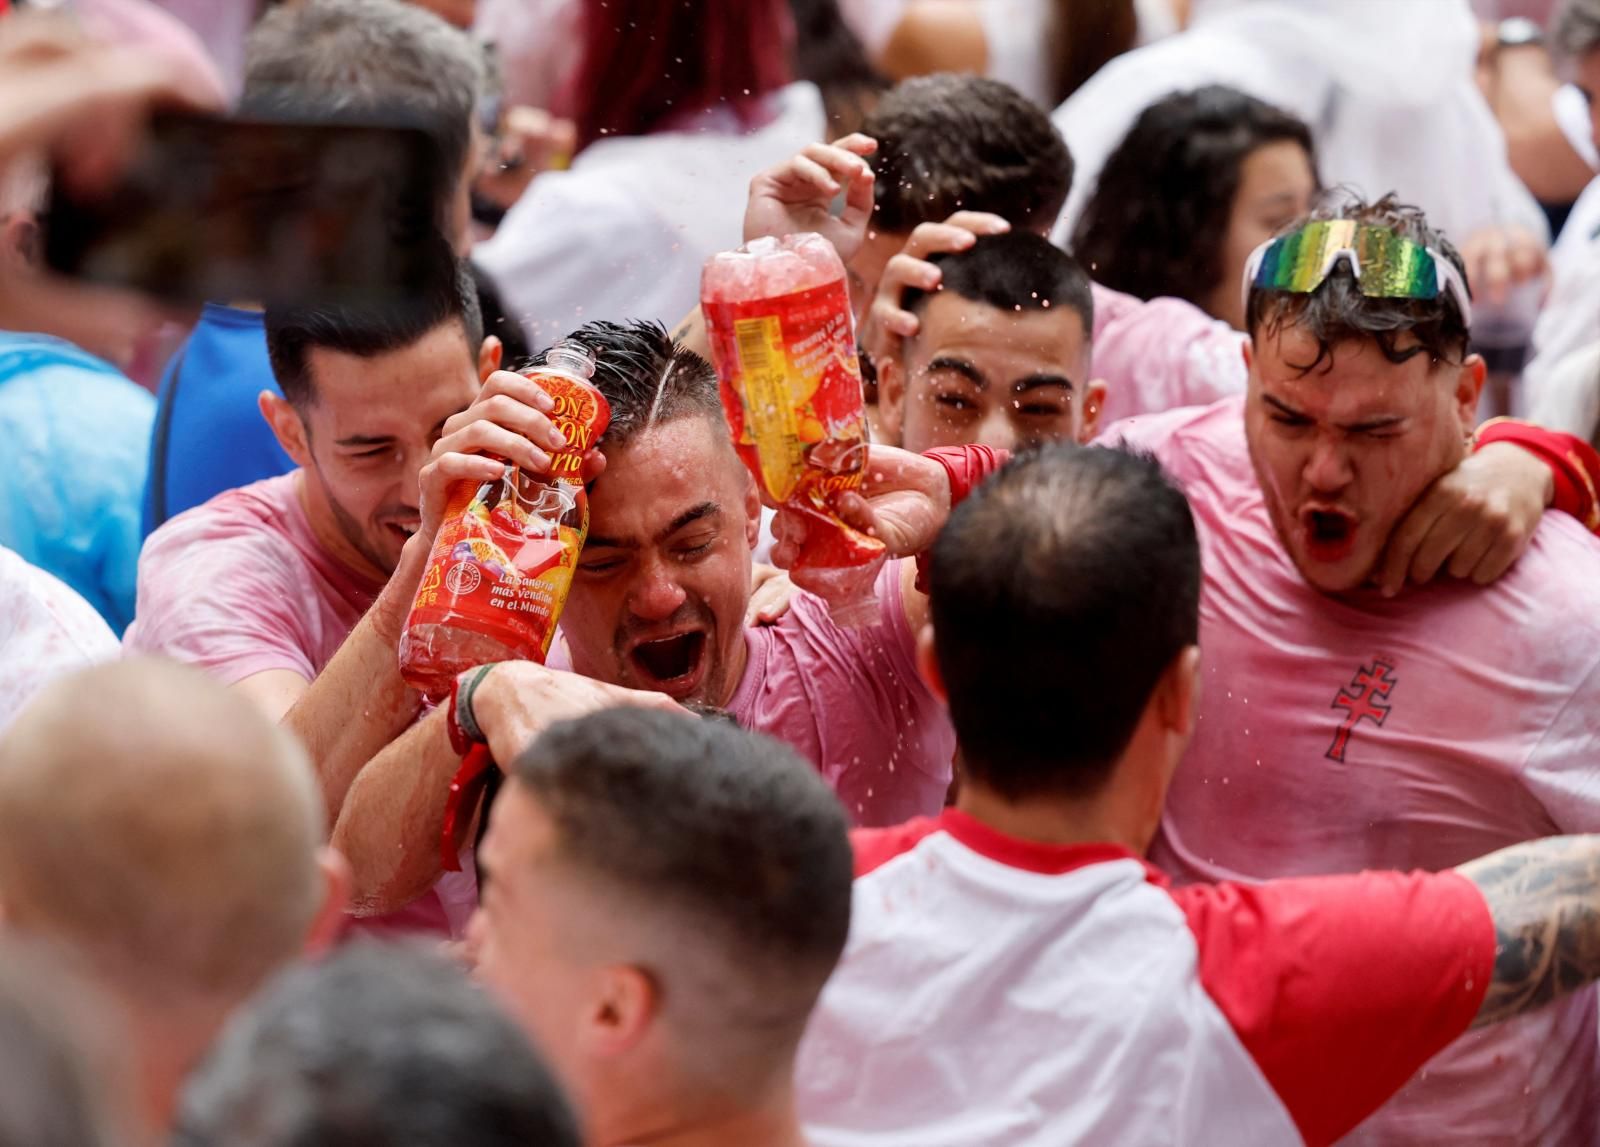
[570,0,793,152]
[862,74,1074,235]
[1554,0,1600,57]
[176,943,580,1147]
[526,320,723,451]
[789,0,889,134]
[1245,194,1472,375]
[901,232,1094,339]
[1072,86,1316,311]
[243,0,484,194]
[266,256,482,409]
[511,709,852,1083]
[929,444,1200,801]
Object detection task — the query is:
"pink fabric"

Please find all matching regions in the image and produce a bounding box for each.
[125,474,458,937]
[552,560,955,828]
[125,474,379,684]
[1104,396,1600,1145]
[1090,283,1247,426]
[0,546,119,734]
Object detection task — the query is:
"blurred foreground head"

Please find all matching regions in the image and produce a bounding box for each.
[177,942,580,1147]
[0,659,346,1134]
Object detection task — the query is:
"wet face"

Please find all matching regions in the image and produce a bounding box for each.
[1244,325,1481,594]
[563,416,760,705]
[1204,140,1317,330]
[297,322,481,576]
[470,783,595,1099]
[880,290,1101,452]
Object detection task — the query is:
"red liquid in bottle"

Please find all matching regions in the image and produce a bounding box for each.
[398,344,610,698]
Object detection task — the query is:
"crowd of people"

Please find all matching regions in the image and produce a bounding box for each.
[3,0,1600,1144]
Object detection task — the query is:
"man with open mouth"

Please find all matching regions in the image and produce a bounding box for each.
[1099,196,1600,1145]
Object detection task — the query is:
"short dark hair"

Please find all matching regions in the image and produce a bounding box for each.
[511,709,852,1073]
[175,942,581,1147]
[862,74,1074,235]
[1554,0,1600,57]
[1072,85,1316,309]
[266,256,482,408]
[527,320,724,451]
[243,0,484,192]
[1245,194,1472,374]
[929,445,1201,801]
[901,232,1094,338]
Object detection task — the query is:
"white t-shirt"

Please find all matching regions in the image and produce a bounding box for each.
[0,545,118,734]
[474,83,828,348]
[1523,176,1600,423]
[799,809,1495,1147]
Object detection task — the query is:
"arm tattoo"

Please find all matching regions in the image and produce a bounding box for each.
[1460,836,1600,1029]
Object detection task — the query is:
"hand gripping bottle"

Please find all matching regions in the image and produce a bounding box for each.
[701,233,886,625]
[398,342,610,698]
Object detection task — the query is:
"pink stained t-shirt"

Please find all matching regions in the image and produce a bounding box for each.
[552,559,955,828]
[124,473,470,937]
[1089,282,1247,426]
[0,545,119,734]
[1103,396,1600,1146]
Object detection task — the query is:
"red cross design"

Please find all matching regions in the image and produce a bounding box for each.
[1325,660,1398,763]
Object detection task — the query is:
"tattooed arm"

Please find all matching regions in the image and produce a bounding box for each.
[1459,836,1600,1029]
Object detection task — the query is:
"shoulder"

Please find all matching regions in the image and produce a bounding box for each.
[0,547,117,658]
[139,475,310,586]
[850,818,945,877]
[1096,394,1246,466]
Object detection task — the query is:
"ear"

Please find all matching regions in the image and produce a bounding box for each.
[876,354,907,446]
[1154,645,1202,739]
[478,335,505,382]
[1079,379,1108,443]
[260,391,314,469]
[303,847,353,958]
[585,964,658,1060]
[743,469,762,551]
[1240,338,1254,373]
[2,214,40,270]
[914,623,946,704]
[1455,354,1487,433]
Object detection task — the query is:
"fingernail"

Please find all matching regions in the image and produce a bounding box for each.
[532,389,555,413]
[550,426,568,448]
[529,449,551,471]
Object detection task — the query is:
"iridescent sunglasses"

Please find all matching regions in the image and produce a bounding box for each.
[1241,219,1473,327]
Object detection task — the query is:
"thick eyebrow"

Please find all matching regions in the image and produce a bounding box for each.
[1014,373,1074,394]
[586,501,721,552]
[1262,393,1311,421]
[1263,392,1405,432]
[926,355,987,389]
[333,434,394,448]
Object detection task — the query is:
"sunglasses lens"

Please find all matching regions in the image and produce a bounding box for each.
[1251,220,1440,301]
[1352,225,1439,300]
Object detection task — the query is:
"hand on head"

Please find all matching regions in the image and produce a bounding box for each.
[743,134,878,263]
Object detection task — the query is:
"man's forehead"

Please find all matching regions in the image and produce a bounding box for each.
[913,294,1089,373]
[589,418,742,531]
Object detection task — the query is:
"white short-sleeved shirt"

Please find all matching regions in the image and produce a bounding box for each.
[1103,396,1600,1144]
[799,809,1494,1147]
[0,546,118,734]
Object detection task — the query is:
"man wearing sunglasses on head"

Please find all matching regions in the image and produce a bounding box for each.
[1092,194,1600,1146]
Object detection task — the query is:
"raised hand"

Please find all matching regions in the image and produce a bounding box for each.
[743,134,878,264]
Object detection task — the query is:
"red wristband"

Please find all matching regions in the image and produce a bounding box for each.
[440,744,497,874]
[915,446,1012,593]
[1475,419,1600,534]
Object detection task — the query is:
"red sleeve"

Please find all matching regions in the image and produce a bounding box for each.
[1169,870,1495,1147]
[1475,418,1600,533]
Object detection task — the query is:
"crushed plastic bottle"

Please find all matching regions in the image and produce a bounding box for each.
[398,342,610,698]
[701,233,885,625]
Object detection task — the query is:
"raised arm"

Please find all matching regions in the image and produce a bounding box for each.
[1458,835,1600,1029]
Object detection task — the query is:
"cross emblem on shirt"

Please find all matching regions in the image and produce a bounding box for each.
[1325,659,1398,763]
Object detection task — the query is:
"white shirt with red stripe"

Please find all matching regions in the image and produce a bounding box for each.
[796,809,1494,1147]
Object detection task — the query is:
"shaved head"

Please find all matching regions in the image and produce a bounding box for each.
[0,660,327,1007]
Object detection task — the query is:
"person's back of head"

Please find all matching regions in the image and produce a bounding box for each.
[472,708,852,1144]
[243,0,485,247]
[928,445,1201,808]
[1071,85,1316,327]
[0,659,343,1120]
[862,74,1074,239]
[882,233,1101,452]
[567,0,794,151]
[176,942,581,1147]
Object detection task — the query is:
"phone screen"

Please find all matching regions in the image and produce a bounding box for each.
[45,111,451,307]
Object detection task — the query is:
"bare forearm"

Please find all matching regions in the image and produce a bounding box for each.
[331,707,458,917]
[1459,835,1600,1028]
[284,591,420,825]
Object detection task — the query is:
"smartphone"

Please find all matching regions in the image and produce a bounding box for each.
[45,110,451,308]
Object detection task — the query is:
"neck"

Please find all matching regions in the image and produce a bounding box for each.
[121,993,232,1143]
[954,776,1151,855]
[294,470,388,588]
[609,1080,807,1147]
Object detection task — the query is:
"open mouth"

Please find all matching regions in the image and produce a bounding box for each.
[385,522,420,544]
[1301,508,1358,559]
[628,630,708,691]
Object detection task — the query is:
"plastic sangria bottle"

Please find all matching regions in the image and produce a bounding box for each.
[398,342,610,698]
[701,233,886,624]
